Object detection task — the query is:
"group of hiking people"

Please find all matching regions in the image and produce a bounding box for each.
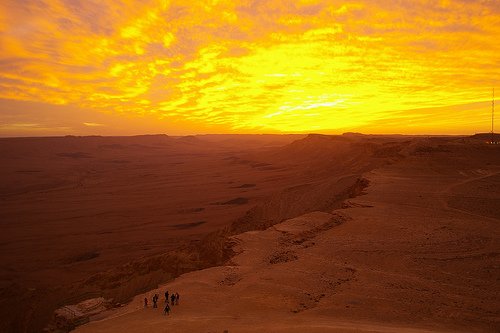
[144,290,180,316]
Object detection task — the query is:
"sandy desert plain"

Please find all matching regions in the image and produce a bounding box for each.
[0,133,499,333]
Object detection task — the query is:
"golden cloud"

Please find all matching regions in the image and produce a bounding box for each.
[0,0,499,135]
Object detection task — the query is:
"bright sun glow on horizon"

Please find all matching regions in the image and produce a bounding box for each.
[0,0,499,136]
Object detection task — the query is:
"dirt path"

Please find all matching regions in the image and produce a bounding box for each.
[438,171,500,220]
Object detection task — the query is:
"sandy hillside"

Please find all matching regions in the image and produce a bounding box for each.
[72,136,500,333]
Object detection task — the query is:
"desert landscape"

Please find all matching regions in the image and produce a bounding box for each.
[1,2,499,332]
[1,133,308,331]
[1,133,499,332]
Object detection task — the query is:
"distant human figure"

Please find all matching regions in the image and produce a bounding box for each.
[153,294,158,308]
[144,297,148,308]
[163,303,171,315]
[175,292,180,305]
[165,291,169,303]
[170,293,176,305]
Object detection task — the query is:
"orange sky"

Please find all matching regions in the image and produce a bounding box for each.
[0,0,499,136]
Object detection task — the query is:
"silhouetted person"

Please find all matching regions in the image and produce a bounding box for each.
[144,297,148,308]
[175,292,180,305]
[163,303,171,315]
[165,291,169,303]
[170,293,176,305]
[153,294,158,308]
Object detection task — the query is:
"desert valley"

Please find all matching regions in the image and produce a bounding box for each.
[2,0,499,332]
[1,133,499,333]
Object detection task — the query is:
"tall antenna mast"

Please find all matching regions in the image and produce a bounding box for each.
[490,87,496,144]
[492,88,495,143]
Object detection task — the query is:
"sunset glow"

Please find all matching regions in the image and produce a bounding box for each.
[1,0,499,136]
